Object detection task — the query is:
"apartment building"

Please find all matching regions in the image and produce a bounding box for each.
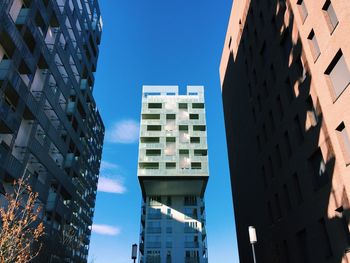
[137,86,209,263]
[0,0,104,262]
[220,0,350,262]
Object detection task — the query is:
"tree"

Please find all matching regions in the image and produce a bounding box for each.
[0,177,45,263]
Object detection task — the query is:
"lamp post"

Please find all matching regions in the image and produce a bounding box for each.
[248,226,257,263]
[131,243,137,263]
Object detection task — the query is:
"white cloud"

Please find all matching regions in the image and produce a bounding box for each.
[97,176,126,194]
[100,160,119,171]
[105,120,139,144]
[92,224,121,236]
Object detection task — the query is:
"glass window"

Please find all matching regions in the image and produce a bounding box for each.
[336,122,350,165]
[325,50,350,99]
[307,30,321,61]
[322,0,338,32]
[297,0,308,23]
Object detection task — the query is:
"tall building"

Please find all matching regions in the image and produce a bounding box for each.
[220,0,350,262]
[0,0,104,262]
[137,86,209,263]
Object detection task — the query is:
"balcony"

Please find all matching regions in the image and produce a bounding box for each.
[147,213,162,220]
[147,242,161,248]
[146,227,161,234]
[185,242,199,248]
[15,8,30,25]
[0,100,21,134]
[185,258,200,263]
[0,59,11,81]
[46,192,57,211]
[184,227,199,233]
[0,141,9,164]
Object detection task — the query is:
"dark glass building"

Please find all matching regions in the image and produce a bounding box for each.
[0,0,104,262]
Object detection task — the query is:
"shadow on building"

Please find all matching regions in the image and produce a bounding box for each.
[221,1,350,262]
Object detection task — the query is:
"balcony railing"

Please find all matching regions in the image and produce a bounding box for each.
[147,213,162,220]
[185,242,199,248]
[147,242,161,248]
[146,227,161,234]
[184,227,199,233]
[138,167,208,176]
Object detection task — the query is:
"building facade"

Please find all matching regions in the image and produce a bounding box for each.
[138,86,209,263]
[220,0,350,263]
[0,0,104,262]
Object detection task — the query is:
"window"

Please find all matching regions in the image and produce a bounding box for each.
[293,173,303,204]
[179,103,188,109]
[148,103,162,109]
[166,197,172,206]
[268,156,274,178]
[261,166,267,187]
[193,125,205,131]
[322,0,338,33]
[166,114,175,120]
[147,125,161,131]
[189,114,199,120]
[166,163,176,169]
[262,124,268,142]
[146,149,161,156]
[194,149,207,156]
[142,114,160,120]
[190,137,200,143]
[146,250,161,263]
[307,30,321,62]
[275,145,282,167]
[325,50,350,100]
[184,196,197,206]
[275,193,282,219]
[318,218,333,258]
[285,77,294,102]
[296,229,309,263]
[283,184,292,210]
[293,115,304,143]
[306,96,318,129]
[282,240,291,263]
[179,125,188,131]
[141,137,159,143]
[269,111,275,132]
[191,162,201,169]
[184,208,197,219]
[309,148,328,188]
[192,103,204,109]
[139,162,159,169]
[335,202,350,248]
[336,122,350,165]
[267,201,273,225]
[276,95,283,119]
[297,0,308,23]
[284,131,292,157]
[295,57,307,82]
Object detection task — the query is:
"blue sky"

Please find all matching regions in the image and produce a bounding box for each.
[88,0,238,262]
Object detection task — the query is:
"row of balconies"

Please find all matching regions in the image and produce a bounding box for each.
[141,107,205,114]
[145,241,200,249]
[140,130,206,138]
[139,155,207,163]
[142,95,204,103]
[138,166,208,176]
[139,141,208,149]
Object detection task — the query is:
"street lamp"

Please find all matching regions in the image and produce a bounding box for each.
[248,226,257,263]
[131,243,137,263]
